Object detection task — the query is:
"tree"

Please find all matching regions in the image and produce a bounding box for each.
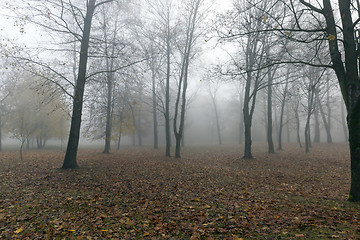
[173,0,206,158]
[215,0,270,159]
[4,0,119,167]
[273,0,360,200]
[6,74,69,158]
[204,74,223,145]
[146,0,176,157]
[276,69,289,150]
[62,0,118,168]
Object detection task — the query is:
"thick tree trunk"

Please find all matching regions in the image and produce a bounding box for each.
[0,115,2,152]
[243,112,253,159]
[349,106,360,201]
[62,0,96,169]
[341,101,348,141]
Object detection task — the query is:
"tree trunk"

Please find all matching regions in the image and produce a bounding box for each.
[294,107,302,148]
[117,131,122,150]
[62,0,96,169]
[165,18,171,157]
[305,115,311,153]
[173,0,200,158]
[0,115,2,152]
[239,95,244,144]
[286,102,290,143]
[211,95,222,145]
[103,18,117,154]
[341,100,348,141]
[137,88,143,147]
[313,107,320,143]
[348,104,360,201]
[243,110,253,159]
[278,77,288,150]
[317,91,333,143]
[267,79,274,153]
[152,70,158,149]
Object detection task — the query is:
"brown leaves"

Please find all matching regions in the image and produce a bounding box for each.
[0,145,358,238]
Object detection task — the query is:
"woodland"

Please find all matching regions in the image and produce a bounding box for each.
[0,0,360,238]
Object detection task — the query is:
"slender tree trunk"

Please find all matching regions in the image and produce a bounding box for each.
[117,131,122,150]
[239,94,244,144]
[103,18,117,154]
[294,106,302,148]
[313,107,320,143]
[211,95,222,144]
[278,77,288,150]
[152,70,158,149]
[286,102,290,143]
[317,92,333,143]
[137,87,143,147]
[181,130,185,147]
[173,0,200,158]
[305,115,311,153]
[165,23,171,157]
[20,139,25,161]
[267,78,274,153]
[62,0,96,169]
[305,82,315,152]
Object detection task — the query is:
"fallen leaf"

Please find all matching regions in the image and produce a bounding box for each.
[14,227,23,234]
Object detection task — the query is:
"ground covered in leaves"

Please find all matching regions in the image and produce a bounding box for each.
[1,143,360,239]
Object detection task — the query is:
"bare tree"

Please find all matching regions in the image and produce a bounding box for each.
[274,0,360,200]
[173,0,206,158]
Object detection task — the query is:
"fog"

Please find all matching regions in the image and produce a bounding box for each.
[0,0,349,157]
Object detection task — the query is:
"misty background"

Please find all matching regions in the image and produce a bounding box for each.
[0,0,348,155]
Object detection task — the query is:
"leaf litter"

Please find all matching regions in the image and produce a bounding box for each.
[0,143,360,239]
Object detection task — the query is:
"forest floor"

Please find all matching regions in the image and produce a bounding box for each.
[1,143,360,239]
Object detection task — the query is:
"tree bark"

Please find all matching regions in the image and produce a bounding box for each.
[239,92,244,144]
[267,68,275,153]
[317,90,333,143]
[152,69,158,149]
[173,0,201,158]
[313,105,320,143]
[341,100,348,141]
[294,100,302,148]
[103,16,117,154]
[278,76,288,150]
[165,10,171,157]
[243,110,253,159]
[62,0,97,169]
[210,93,222,144]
